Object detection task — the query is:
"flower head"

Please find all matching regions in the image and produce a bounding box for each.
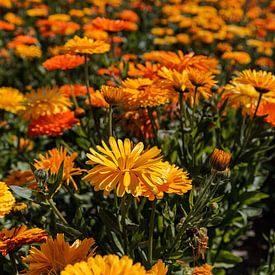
[4,170,37,189]
[0,225,47,256]
[43,54,85,70]
[20,87,71,121]
[92,17,138,32]
[83,137,164,197]
[0,87,25,114]
[23,233,96,275]
[34,147,83,191]
[28,111,78,136]
[15,45,42,59]
[100,85,124,105]
[210,149,231,171]
[192,263,213,275]
[63,35,110,55]
[147,260,168,275]
[0,181,15,218]
[61,254,146,275]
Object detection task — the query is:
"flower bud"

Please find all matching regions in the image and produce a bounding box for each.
[210,149,231,171]
[74,107,85,118]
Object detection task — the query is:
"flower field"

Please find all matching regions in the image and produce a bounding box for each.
[0,0,275,274]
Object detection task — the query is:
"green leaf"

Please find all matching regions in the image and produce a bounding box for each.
[188,187,194,210]
[110,231,124,254]
[239,191,269,205]
[9,185,33,200]
[215,250,243,264]
[56,223,83,238]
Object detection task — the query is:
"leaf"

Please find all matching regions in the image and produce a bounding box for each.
[9,185,33,200]
[110,231,124,254]
[215,250,243,264]
[56,223,82,238]
[239,191,269,205]
[98,208,121,235]
[188,187,194,210]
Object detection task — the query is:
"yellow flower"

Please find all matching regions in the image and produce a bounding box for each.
[20,87,71,120]
[0,181,15,218]
[4,12,24,25]
[0,87,25,114]
[0,225,47,256]
[34,146,83,191]
[23,234,96,275]
[63,35,110,55]
[100,85,124,105]
[48,14,71,21]
[222,51,251,65]
[122,78,172,108]
[15,45,42,59]
[61,254,146,275]
[147,259,168,275]
[83,137,164,197]
[158,67,189,92]
[234,69,275,94]
[12,202,27,212]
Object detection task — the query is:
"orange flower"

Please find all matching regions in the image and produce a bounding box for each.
[43,54,85,70]
[100,85,124,105]
[63,35,110,55]
[128,62,162,79]
[34,146,83,191]
[85,91,109,108]
[0,182,15,218]
[7,35,38,49]
[257,102,275,127]
[192,263,213,275]
[222,51,251,65]
[117,9,139,22]
[92,17,138,32]
[4,170,37,189]
[210,149,231,171]
[59,84,89,97]
[28,111,79,136]
[0,20,15,31]
[147,259,168,275]
[0,225,47,256]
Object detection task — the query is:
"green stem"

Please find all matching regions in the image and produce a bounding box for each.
[191,86,198,167]
[148,201,156,265]
[179,92,185,164]
[9,252,18,275]
[148,107,159,147]
[169,171,217,253]
[121,196,129,255]
[47,198,69,226]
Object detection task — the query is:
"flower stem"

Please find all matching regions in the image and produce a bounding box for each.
[108,104,113,137]
[148,107,159,147]
[47,198,69,226]
[168,171,217,253]
[121,196,129,255]
[191,86,198,167]
[148,201,156,265]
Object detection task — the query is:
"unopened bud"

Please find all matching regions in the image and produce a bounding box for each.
[210,148,231,171]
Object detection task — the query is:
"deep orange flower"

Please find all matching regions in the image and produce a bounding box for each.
[0,225,47,256]
[28,111,79,136]
[4,170,37,189]
[117,9,139,22]
[222,51,251,65]
[43,54,85,70]
[85,91,109,108]
[7,35,38,49]
[257,102,275,127]
[92,17,138,32]
[0,20,15,31]
[59,84,91,97]
[128,62,162,79]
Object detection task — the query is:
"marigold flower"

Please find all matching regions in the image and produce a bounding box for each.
[0,182,15,218]
[0,225,47,256]
[34,146,83,191]
[92,17,138,32]
[26,5,48,17]
[59,84,89,97]
[28,111,79,136]
[23,234,96,275]
[12,202,27,212]
[4,13,24,25]
[7,35,38,49]
[257,102,275,127]
[222,51,251,65]
[192,263,213,275]
[43,54,85,70]
[20,87,71,121]
[234,69,275,94]
[117,9,139,22]
[100,85,124,105]
[15,45,42,59]
[128,62,161,79]
[122,78,172,108]
[83,137,164,197]
[63,35,110,55]
[61,254,146,275]
[4,170,37,189]
[147,260,168,275]
[210,149,231,171]
[0,87,25,114]
[85,91,109,108]
[0,20,15,31]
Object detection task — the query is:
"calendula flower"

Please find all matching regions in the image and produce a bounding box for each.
[128,62,161,79]
[26,5,48,17]
[142,163,192,200]
[0,20,15,31]
[59,84,89,97]
[257,102,275,127]
[7,35,38,49]
[147,260,168,275]
[21,87,71,121]
[4,170,37,189]
[92,17,138,32]
[63,35,110,55]
[0,87,25,113]
[158,67,189,92]
[0,225,47,256]
[34,146,83,191]
[100,85,124,105]
[23,234,96,275]
[192,263,213,275]
[234,69,275,94]
[61,254,146,275]
[85,91,109,108]
[210,149,231,171]
[122,78,172,108]
[83,137,165,197]
[43,54,85,70]
[4,12,24,25]
[28,111,79,136]
[12,202,27,212]
[15,45,42,59]
[0,182,15,218]
[222,51,251,65]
